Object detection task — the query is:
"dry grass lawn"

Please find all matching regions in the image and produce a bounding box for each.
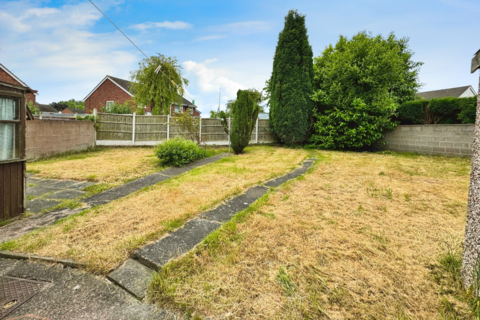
[6,146,309,274]
[149,151,471,320]
[27,147,161,186]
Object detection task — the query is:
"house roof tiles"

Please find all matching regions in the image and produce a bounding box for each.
[417,86,476,100]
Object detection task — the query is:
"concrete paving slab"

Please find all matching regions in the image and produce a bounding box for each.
[0,258,175,320]
[201,186,268,223]
[264,160,314,188]
[26,186,59,197]
[134,219,221,271]
[48,180,81,189]
[68,181,95,190]
[26,199,61,213]
[44,189,85,200]
[0,208,86,244]
[107,259,154,300]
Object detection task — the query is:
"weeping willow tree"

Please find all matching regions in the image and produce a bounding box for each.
[130,54,189,115]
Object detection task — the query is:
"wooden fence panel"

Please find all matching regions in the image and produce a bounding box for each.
[95,114,274,144]
[135,115,168,141]
[97,113,133,141]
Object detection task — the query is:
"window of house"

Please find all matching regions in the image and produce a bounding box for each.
[106,101,114,111]
[0,96,21,160]
[174,105,180,113]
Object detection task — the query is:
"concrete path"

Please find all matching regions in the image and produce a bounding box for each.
[108,160,316,300]
[26,178,95,214]
[0,154,227,245]
[0,258,175,320]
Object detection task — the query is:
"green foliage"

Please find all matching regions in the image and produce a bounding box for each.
[75,115,96,121]
[396,100,426,124]
[397,96,477,124]
[27,101,40,115]
[130,54,188,115]
[51,99,85,111]
[267,10,314,146]
[175,111,200,144]
[101,101,145,115]
[230,89,260,154]
[458,96,478,124]
[309,31,422,150]
[154,137,208,167]
[309,99,397,149]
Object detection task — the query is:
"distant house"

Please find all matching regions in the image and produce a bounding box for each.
[0,63,38,104]
[83,75,200,116]
[62,107,86,115]
[417,85,477,100]
[37,103,58,114]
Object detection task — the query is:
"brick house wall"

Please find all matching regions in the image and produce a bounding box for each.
[85,78,132,114]
[0,68,36,104]
[26,120,95,160]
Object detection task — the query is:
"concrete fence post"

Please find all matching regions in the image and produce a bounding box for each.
[256,117,259,144]
[132,112,136,145]
[93,108,97,145]
[199,117,202,143]
[167,115,170,140]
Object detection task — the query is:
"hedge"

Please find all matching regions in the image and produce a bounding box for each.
[397,96,477,124]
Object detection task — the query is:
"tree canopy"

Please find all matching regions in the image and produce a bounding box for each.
[130,54,188,115]
[308,31,423,150]
[267,9,314,146]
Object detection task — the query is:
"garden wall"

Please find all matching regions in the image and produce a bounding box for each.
[26,119,95,160]
[379,124,474,157]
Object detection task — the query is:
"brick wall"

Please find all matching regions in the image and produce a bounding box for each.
[0,69,35,104]
[85,78,133,114]
[26,120,95,160]
[378,124,474,157]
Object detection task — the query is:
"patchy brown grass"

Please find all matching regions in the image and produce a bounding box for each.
[27,147,161,186]
[8,146,308,274]
[149,151,471,320]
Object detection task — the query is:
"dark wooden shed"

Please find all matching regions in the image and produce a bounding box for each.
[0,80,27,220]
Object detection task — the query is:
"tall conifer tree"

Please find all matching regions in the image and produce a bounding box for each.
[268,10,314,145]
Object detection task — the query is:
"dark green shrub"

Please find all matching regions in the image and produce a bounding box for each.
[267,10,314,146]
[154,137,208,167]
[396,100,426,124]
[101,101,145,115]
[230,90,260,154]
[458,96,478,124]
[308,98,396,150]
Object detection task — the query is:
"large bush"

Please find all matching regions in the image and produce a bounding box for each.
[309,31,422,150]
[154,137,207,167]
[230,89,260,154]
[396,100,426,124]
[267,10,314,146]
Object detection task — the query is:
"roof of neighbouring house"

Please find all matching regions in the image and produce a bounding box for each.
[37,103,58,113]
[417,86,477,100]
[0,63,38,95]
[83,75,134,101]
[63,107,86,114]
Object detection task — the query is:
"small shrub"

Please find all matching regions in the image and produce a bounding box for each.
[230,89,260,154]
[154,137,208,167]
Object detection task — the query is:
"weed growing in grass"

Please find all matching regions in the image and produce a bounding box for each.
[84,183,110,196]
[282,195,289,201]
[87,174,97,182]
[277,266,296,296]
[26,169,40,174]
[367,185,393,199]
[379,171,385,176]
[404,194,410,201]
[27,183,35,187]
[161,219,184,232]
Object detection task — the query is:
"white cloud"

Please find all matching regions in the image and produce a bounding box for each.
[131,21,192,31]
[0,0,140,103]
[182,60,245,110]
[192,35,226,42]
[204,58,218,64]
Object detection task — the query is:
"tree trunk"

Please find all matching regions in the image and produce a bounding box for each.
[462,71,480,288]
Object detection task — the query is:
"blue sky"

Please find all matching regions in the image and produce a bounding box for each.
[0,0,479,116]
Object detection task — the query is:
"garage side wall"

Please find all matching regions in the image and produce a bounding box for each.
[26,120,95,160]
